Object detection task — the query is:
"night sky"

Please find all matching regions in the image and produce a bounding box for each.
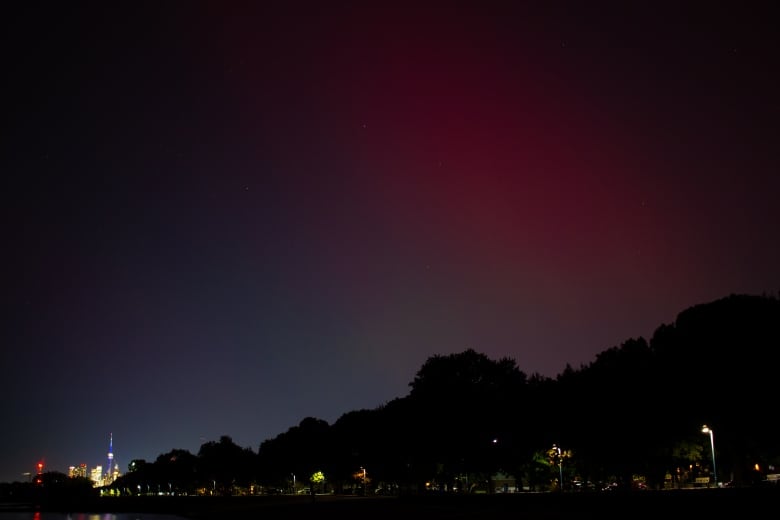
[2,2,779,483]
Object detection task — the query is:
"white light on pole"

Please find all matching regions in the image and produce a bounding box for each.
[552,444,563,491]
[702,425,717,486]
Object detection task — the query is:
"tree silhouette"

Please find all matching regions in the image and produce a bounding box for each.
[198,435,256,495]
[35,292,780,497]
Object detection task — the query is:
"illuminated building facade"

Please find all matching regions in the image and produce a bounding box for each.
[68,463,87,479]
[90,465,103,485]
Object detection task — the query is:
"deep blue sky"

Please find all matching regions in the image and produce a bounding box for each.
[2,1,778,483]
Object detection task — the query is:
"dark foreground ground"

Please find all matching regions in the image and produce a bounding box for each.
[6,487,780,519]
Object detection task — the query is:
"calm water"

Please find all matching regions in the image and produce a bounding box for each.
[0,514,187,520]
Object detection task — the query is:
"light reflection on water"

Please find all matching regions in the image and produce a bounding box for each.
[0,514,187,520]
[67,515,187,520]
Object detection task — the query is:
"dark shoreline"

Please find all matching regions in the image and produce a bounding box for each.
[7,487,779,519]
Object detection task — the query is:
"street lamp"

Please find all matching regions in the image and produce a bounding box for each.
[701,425,717,486]
[552,444,563,491]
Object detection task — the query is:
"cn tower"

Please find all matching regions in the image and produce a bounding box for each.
[106,433,114,482]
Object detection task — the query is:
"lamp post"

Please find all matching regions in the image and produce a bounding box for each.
[552,444,563,491]
[701,425,717,486]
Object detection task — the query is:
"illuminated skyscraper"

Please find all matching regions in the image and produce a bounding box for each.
[90,465,102,485]
[68,463,87,479]
[104,433,118,485]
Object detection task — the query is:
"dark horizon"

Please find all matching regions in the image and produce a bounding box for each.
[4,292,780,493]
[1,291,773,484]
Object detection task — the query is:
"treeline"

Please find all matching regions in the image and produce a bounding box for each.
[9,293,780,499]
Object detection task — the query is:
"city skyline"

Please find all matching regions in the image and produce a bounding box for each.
[29,433,121,487]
